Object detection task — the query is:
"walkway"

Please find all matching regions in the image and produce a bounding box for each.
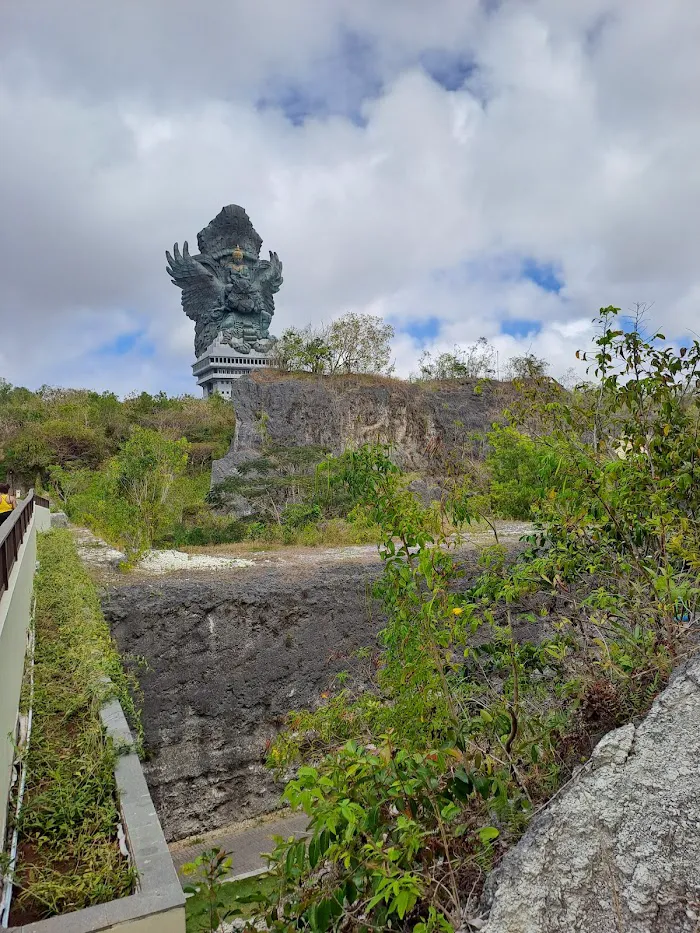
[169,811,309,881]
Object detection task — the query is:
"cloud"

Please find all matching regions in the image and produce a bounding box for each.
[1,0,699,394]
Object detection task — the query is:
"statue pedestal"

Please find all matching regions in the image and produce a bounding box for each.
[192,336,272,398]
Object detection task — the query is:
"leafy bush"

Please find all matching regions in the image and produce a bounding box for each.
[281,502,322,529]
[167,519,247,547]
[52,429,189,562]
[246,307,699,931]
[486,425,563,519]
[0,384,234,487]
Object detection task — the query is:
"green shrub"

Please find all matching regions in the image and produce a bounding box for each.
[51,429,189,562]
[167,519,246,547]
[253,307,699,931]
[281,502,322,529]
[486,425,561,519]
[0,384,234,488]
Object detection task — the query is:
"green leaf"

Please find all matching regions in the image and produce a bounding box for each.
[440,801,460,821]
[478,826,500,844]
[311,898,333,932]
[308,837,320,869]
[395,889,412,918]
[344,878,358,905]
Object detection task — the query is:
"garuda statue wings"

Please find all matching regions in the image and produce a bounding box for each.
[166,205,283,358]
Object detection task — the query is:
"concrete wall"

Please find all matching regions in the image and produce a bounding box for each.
[0,514,38,848]
[34,505,51,534]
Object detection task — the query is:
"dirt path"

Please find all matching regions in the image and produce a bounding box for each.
[72,521,533,583]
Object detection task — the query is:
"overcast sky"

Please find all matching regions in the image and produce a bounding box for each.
[2,0,699,395]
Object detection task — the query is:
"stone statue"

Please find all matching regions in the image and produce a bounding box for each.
[166,205,283,358]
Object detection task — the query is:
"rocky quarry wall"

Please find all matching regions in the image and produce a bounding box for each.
[103,556,385,842]
[211,373,509,484]
[102,543,528,843]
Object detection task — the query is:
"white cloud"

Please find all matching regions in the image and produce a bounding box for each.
[1,0,699,394]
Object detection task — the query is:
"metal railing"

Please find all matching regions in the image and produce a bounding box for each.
[0,491,47,597]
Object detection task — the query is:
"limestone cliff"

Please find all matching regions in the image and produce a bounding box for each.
[211,373,510,485]
[478,656,700,933]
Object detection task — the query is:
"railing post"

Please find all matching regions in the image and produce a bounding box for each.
[0,540,7,594]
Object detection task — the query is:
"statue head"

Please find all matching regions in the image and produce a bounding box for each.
[196,205,263,263]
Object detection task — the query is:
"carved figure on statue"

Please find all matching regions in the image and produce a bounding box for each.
[166,205,283,358]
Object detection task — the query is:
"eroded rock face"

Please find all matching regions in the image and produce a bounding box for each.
[102,557,385,842]
[211,375,508,485]
[101,537,529,844]
[479,658,700,933]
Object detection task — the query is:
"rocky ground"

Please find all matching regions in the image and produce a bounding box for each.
[71,522,531,841]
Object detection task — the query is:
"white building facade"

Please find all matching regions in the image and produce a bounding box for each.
[192,335,272,398]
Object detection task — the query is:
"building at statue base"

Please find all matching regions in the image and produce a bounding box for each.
[192,335,272,398]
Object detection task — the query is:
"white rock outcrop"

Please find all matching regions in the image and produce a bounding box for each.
[480,658,700,933]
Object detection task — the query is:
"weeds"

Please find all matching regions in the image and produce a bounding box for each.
[7,529,140,924]
[243,307,700,932]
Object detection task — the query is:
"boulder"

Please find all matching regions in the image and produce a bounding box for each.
[479,658,700,932]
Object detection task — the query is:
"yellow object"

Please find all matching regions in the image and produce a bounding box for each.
[0,494,13,513]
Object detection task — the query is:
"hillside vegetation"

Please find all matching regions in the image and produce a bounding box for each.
[0,385,237,559]
[0,369,564,564]
[221,307,700,932]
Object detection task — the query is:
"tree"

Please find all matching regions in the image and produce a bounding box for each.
[273,326,331,373]
[110,427,189,559]
[208,443,329,522]
[273,314,395,376]
[505,353,548,380]
[326,313,395,375]
[416,337,496,380]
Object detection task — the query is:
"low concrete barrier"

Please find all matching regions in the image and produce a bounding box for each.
[9,695,185,932]
[0,495,49,847]
[1,506,185,932]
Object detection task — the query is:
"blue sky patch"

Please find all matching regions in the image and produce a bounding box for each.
[257,29,382,127]
[500,318,542,339]
[256,86,328,127]
[96,330,154,358]
[521,258,563,293]
[420,51,476,92]
[394,316,441,344]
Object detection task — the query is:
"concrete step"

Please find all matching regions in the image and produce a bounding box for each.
[169,811,309,881]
